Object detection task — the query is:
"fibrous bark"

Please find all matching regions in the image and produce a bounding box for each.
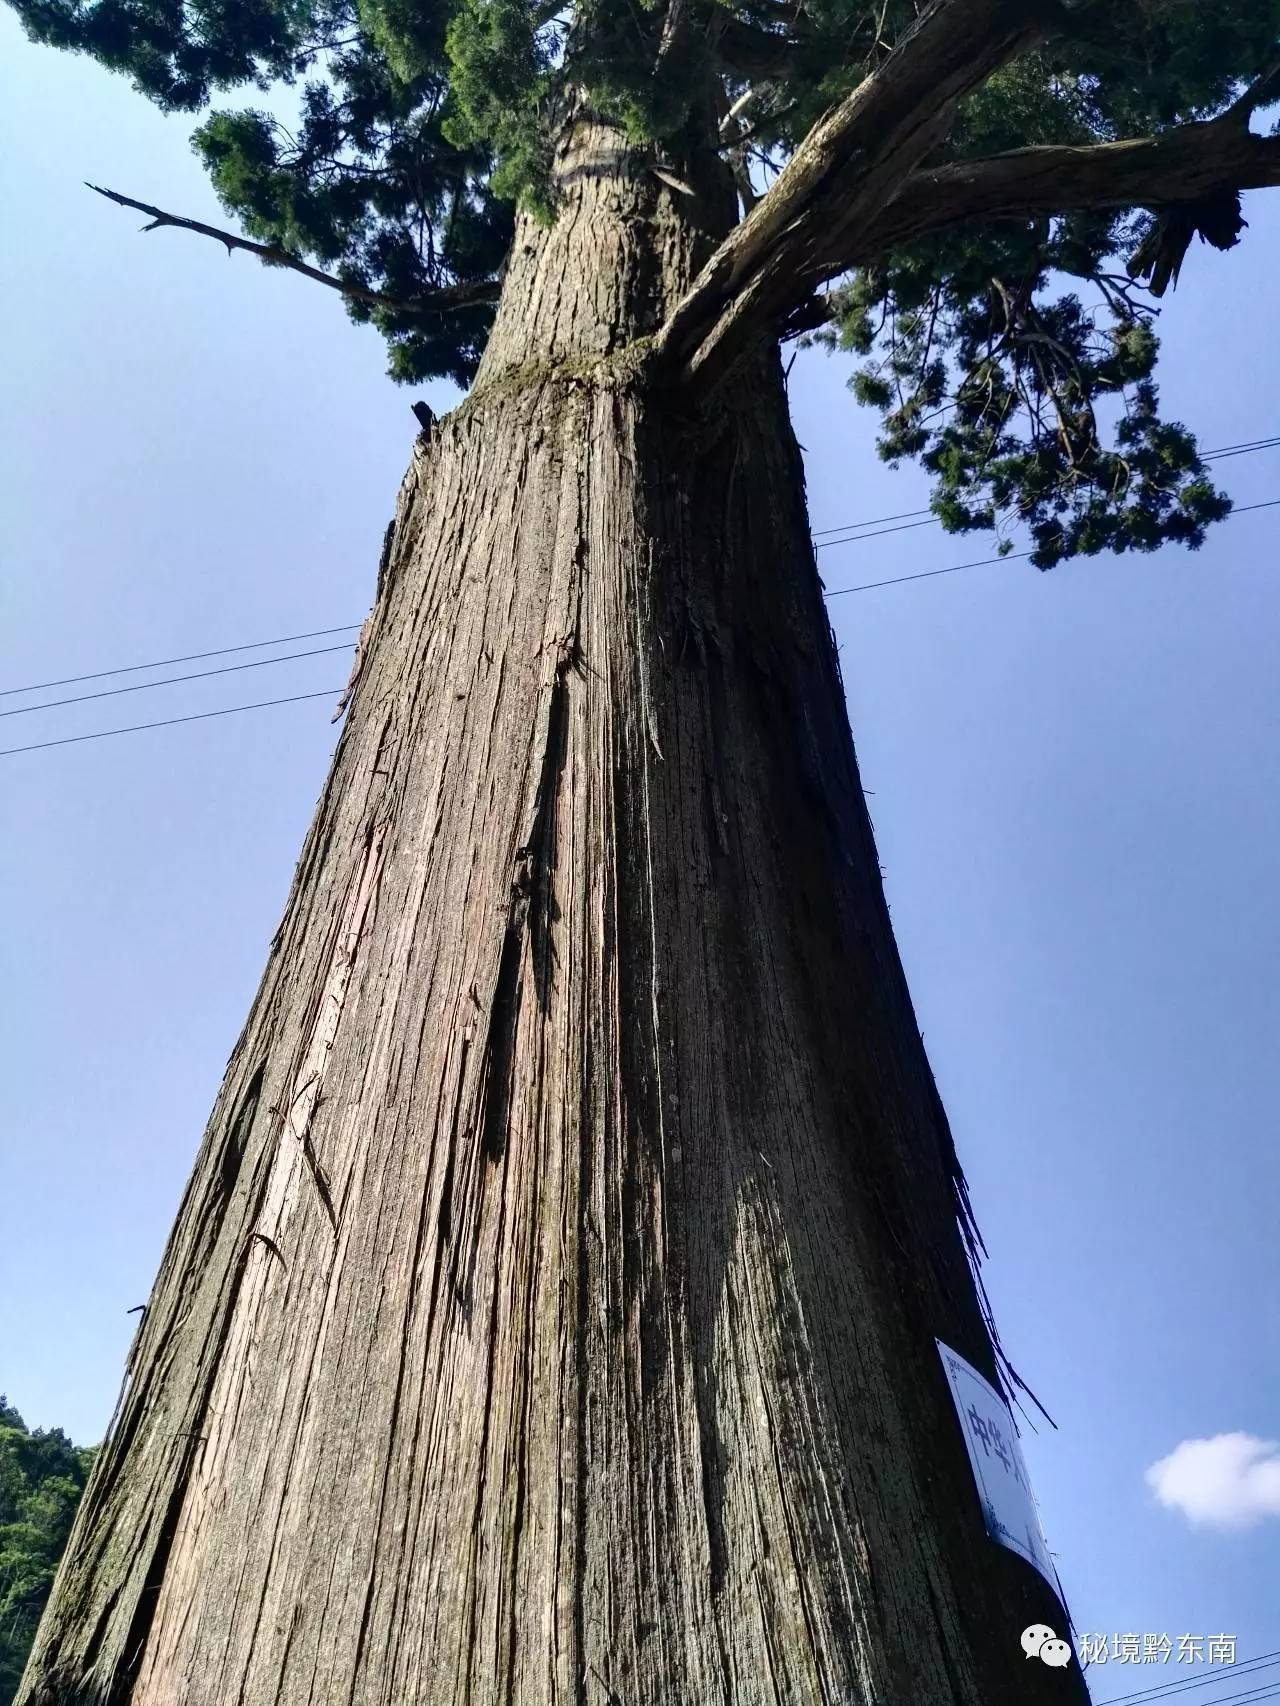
[21,115,1084,1706]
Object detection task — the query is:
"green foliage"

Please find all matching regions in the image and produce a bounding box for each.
[804,6,1280,568]
[0,1399,96,1706]
[13,0,334,107]
[570,0,702,146]
[191,50,512,384]
[822,211,1233,566]
[444,0,555,213]
[10,0,1280,560]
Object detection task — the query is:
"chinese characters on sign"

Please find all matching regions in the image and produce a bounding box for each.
[936,1340,1060,1602]
[1077,1634,1238,1667]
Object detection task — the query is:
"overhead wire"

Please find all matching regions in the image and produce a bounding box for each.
[0,644,357,720]
[812,505,931,537]
[5,495,1278,744]
[1092,1652,1280,1706]
[1203,441,1280,461]
[812,434,1280,551]
[0,622,362,700]
[827,547,1034,596]
[823,496,1280,598]
[0,689,347,757]
[5,433,1279,709]
[3,439,1279,755]
[816,515,940,549]
[4,497,1277,750]
[1092,1678,1280,1706]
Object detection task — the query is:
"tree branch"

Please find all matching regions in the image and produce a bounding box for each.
[1225,50,1280,125]
[845,122,1280,267]
[87,183,500,319]
[719,83,765,138]
[721,95,800,150]
[654,0,1048,392]
[787,120,1280,333]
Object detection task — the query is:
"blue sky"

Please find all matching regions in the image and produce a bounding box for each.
[2,10,1277,1689]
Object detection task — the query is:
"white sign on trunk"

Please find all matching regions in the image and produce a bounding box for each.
[936,1339,1062,1604]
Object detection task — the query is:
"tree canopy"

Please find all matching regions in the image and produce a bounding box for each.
[12,0,1280,563]
[0,1400,95,1706]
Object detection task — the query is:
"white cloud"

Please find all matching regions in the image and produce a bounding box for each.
[1146,1433,1280,1530]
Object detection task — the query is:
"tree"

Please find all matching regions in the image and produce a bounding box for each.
[0,1401,95,1705]
[11,0,1280,1699]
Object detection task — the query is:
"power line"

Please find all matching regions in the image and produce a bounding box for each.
[827,547,1034,596]
[1149,1684,1280,1706]
[6,493,1278,744]
[0,688,346,757]
[11,495,1273,750]
[5,436,1278,707]
[823,496,1280,598]
[816,516,940,550]
[811,434,1280,549]
[812,505,930,538]
[1,643,356,721]
[0,623,362,700]
[1093,1653,1280,1706]
[1202,437,1280,461]
[1092,1679,1280,1706]
[819,459,1280,553]
[1205,441,1280,462]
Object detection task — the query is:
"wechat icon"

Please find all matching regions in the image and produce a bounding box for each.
[1022,1625,1072,1668]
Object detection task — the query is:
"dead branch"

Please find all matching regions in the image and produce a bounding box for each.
[88,183,500,319]
[719,85,763,138]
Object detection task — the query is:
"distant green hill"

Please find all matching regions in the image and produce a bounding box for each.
[0,1398,96,1704]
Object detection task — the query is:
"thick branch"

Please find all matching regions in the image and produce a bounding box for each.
[88,183,500,318]
[844,122,1280,268]
[1226,51,1280,124]
[654,0,1047,392]
[789,123,1280,334]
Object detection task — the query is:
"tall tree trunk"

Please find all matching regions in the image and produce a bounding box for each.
[21,119,1084,1706]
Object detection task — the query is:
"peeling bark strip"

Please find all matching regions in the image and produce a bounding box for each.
[21,115,1082,1706]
